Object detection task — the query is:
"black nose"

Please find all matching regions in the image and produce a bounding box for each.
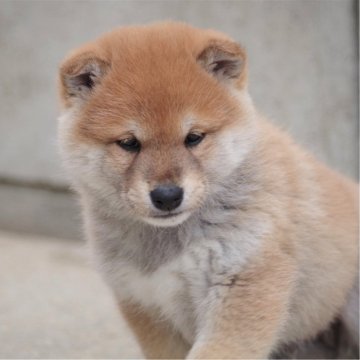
[150,185,184,211]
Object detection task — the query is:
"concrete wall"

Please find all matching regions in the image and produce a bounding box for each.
[0,0,358,239]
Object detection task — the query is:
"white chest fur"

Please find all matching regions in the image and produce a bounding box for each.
[88,198,270,343]
[95,223,265,343]
[114,252,198,342]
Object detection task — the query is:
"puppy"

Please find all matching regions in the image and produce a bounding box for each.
[58,22,358,359]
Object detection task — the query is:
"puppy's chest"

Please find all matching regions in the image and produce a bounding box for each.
[112,245,216,342]
[97,217,265,342]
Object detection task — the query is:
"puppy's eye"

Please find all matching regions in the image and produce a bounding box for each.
[185,133,205,147]
[116,137,141,152]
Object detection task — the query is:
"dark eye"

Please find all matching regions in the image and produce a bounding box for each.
[184,133,205,147]
[116,137,141,152]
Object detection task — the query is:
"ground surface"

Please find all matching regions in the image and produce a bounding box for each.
[0,231,142,359]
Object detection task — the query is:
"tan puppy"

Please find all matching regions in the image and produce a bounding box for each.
[58,22,358,359]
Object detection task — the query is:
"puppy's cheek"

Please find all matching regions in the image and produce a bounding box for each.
[63,144,107,188]
[182,173,207,209]
[58,111,113,191]
[104,145,154,198]
[107,144,135,170]
[126,180,152,215]
[203,128,254,182]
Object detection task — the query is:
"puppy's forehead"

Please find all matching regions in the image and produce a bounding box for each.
[125,114,195,140]
[105,22,211,60]
[97,22,232,102]
[106,35,202,98]
[77,24,242,141]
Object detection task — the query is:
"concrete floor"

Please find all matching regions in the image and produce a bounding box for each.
[0,231,142,359]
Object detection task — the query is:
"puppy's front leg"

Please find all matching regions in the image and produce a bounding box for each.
[188,249,295,359]
[120,301,190,359]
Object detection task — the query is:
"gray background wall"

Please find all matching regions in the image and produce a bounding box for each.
[0,0,358,239]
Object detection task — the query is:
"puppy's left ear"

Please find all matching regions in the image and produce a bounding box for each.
[197,39,247,89]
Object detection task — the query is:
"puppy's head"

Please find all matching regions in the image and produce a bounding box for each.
[58,22,256,227]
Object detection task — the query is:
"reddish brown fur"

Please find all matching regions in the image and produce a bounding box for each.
[60,22,246,143]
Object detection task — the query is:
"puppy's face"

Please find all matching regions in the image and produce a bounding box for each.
[58,22,256,227]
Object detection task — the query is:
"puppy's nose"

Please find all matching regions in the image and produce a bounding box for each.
[150,185,183,211]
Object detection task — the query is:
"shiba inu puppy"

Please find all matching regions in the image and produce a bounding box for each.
[58,22,358,359]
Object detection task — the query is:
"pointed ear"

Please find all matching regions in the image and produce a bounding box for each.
[59,51,110,107]
[197,39,247,89]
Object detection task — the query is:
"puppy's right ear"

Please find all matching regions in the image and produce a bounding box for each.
[59,50,109,107]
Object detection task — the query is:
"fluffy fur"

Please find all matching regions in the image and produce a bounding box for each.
[58,22,359,359]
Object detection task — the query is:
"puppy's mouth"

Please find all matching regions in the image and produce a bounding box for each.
[143,210,191,227]
[152,212,182,219]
